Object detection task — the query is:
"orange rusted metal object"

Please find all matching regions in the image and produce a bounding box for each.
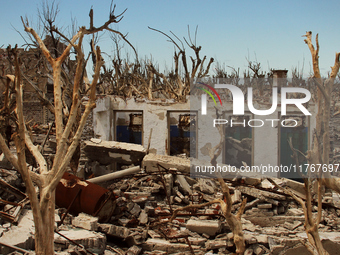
[56,172,116,222]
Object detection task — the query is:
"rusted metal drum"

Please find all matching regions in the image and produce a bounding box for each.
[56,172,116,222]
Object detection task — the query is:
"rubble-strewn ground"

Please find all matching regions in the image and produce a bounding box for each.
[1,128,340,255]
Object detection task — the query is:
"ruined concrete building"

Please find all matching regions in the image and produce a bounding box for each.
[0,36,77,124]
[1,43,338,179]
[2,50,340,253]
[91,70,330,180]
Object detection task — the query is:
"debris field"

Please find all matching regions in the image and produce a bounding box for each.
[0,129,340,255]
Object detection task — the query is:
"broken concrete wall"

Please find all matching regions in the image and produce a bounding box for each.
[92,91,317,179]
[1,43,78,125]
[84,139,146,165]
[253,111,278,172]
[93,96,113,141]
[93,97,191,155]
[193,99,221,163]
[191,89,317,178]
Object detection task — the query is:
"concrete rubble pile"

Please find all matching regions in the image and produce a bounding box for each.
[1,135,340,254]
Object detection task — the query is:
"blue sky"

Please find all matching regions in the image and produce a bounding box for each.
[1,0,339,77]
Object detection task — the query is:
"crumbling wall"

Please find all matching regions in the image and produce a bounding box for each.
[23,101,44,124]
[92,94,317,174]
[93,97,113,141]
[93,96,190,155]
[1,48,47,124]
[82,109,94,141]
[253,112,278,171]
[191,92,317,178]
[0,40,77,125]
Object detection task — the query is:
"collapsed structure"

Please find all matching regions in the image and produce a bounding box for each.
[0,26,340,254]
[93,70,320,179]
[1,140,340,254]
[1,39,340,254]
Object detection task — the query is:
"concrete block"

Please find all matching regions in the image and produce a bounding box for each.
[54,228,106,254]
[187,237,207,246]
[255,234,269,244]
[205,240,226,250]
[176,191,189,204]
[174,196,182,203]
[284,221,303,230]
[244,248,254,255]
[143,154,190,173]
[253,244,265,255]
[186,219,221,236]
[243,222,256,232]
[72,213,98,231]
[195,179,216,195]
[126,245,142,255]
[259,179,275,189]
[244,233,257,244]
[139,210,148,224]
[98,223,130,239]
[176,174,192,195]
[0,210,35,253]
[238,186,287,201]
[281,178,306,197]
[126,233,143,247]
[127,202,141,217]
[257,203,273,209]
[84,139,146,165]
[232,189,242,204]
[164,174,173,196]
[288,208,304,216]
[148,230,162,239]
[243,177,262,186]
[142,238,201,253]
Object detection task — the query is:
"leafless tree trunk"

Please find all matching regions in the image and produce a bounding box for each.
[303,32,340,191]
[269,177,326,254]
[268,136,327,254]
[0,4,132,254]
[209,111,246,254]
[282,31,340,255]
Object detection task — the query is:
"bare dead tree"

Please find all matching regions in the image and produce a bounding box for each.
[274,31,340,255]
[168,196,247,254]
[148,26,214,101]
[95,25,214,101]
[214,63,241,86]
[268,136,327,254]
[210,109,246,254]
[246,58,267,95]
[269,176,326,254]
[0,4,133,254]
[303,32,340,193]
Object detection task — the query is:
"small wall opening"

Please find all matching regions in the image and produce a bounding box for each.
[114,111,143,145]
[168,112,197,157]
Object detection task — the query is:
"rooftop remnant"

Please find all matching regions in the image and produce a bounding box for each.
[83,138,146,165]
[142,153,190,173]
